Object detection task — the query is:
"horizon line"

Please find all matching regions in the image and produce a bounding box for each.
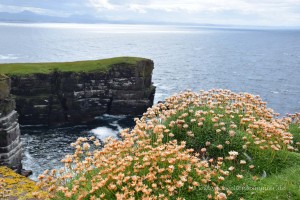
[0,21,300,30]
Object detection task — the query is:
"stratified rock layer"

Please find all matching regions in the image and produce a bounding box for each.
[10,59,155,126]
[0,74,22,172]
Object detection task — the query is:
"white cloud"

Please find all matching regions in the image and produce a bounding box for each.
[88,0,115,10]
[126,0,247,13]
[1,0,300,26]
[0,4,70,17]
[88,0,300,13]
[87,0,300,26]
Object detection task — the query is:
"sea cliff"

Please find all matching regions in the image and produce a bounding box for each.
[0,74,22,173]
[0,57,155,126]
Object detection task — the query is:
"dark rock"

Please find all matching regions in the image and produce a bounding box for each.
[21,169,33,177]
[9,59,156,126]
[0,74,22,173]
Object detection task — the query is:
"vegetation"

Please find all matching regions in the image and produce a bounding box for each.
[30,90,300,199]
[0,57,146,75]
[0,166,48,200]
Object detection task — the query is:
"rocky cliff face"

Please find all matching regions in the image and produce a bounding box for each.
[9,59,155,126]
[0,74,22,172]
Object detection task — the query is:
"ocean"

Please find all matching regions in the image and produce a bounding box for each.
[0,23,299,179]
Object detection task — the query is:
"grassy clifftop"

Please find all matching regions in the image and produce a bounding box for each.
[0,57,147,75]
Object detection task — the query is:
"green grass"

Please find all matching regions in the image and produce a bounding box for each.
[0,57,147,75]
[240,123,300,200]
[155,106,300,199]
[251,166,300,200]
[225,123,300,200]
[289,123,300,145]
[222,151,300,200]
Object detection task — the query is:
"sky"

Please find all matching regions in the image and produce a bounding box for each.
[0,0,300,26]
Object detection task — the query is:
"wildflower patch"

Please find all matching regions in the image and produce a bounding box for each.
[34,90,300,200]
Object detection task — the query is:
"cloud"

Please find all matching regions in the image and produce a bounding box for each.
[88,0,300,13]
[88,0,115,10]
[0,0,300,26]
[0,4,71,17]
[87,0,300,26]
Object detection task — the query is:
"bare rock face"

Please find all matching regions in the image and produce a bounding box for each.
[0,74,22,173]
[9,59,156,126]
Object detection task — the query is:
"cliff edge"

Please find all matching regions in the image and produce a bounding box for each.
[0,57,155,126]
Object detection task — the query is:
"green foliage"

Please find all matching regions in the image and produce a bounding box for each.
[142,90,300,199]
[289,123,300,145]
[158,108,300,199]
[245,166,300,200]
[35,90,300,200]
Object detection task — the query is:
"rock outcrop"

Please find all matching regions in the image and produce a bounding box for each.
[0,74,22,173]
[9,59,155,126]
